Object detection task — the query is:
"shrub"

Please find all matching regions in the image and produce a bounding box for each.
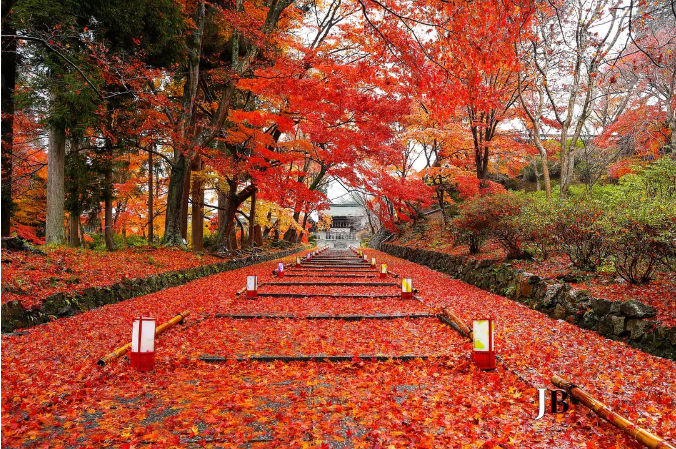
[598,156,676,278]
[452,201,491,254]
[551,198,608,270]
[517,196,557,260]
[602,198,675,283]
[454,193,529,259]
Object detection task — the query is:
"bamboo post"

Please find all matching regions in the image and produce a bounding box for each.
[551,375,675,449]
[97,311,191,366]
[441,307,473,339]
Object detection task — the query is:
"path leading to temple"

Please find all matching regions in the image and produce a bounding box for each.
[2,248,673,447]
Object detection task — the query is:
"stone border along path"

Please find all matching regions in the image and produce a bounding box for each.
[0,246,305,333]
[375,243,676,360]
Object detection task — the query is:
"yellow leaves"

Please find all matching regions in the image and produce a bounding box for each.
[509,387,522,399]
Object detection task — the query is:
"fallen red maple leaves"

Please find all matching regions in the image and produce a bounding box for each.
[1,246,223,309]
[1,248,673,448]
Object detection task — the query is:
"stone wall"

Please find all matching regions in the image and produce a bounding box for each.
[375,243,676,360]
[1,247,305,333]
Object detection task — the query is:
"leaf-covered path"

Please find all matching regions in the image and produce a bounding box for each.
[2,249,674,448]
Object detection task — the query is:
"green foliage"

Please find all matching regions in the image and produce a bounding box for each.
[516,195,557,260]
[65,151,106,214]
[600,200,664,283]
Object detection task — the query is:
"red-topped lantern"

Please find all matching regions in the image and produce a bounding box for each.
[130,316,156,371]
[277,262,285,278]
[246,275,258,299]
[471,318,496,370]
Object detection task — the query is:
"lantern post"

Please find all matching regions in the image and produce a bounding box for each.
[277,262,285,278]
[371,257,376,267]
[130,316,156,371]
[401,278,413,299]
[380,263,387,279]
[246,275,258,299]
[296,256,301,267]
[471,318,496,370]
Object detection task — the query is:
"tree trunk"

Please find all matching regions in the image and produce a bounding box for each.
[217,190,226,229]
[163,1,204,246]
[558,125,576,199]
[541,153,551,199]
[254,224,263,246]
[191,157,204,251]
[162,154,189,245]
[435,187,446,227]
[214,183,255,251]
[284,209,302,242]
[229,227,238,250]
[104,158,115,251]
[147,150,154,243]
[69,213,80,247]
[181,165,190,241]
[263,211,272,238]
[79,220,85,246]
[559,144,575,199]
[45,122,66,245]
[1,21,16,237]
[533,156,541,191]
[237,217,245,248]
[247,189,257,247]
[296,212,308,244]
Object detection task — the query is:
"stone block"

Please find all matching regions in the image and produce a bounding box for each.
[1,300,27,333]
[611,316,626,336]
[610,301,621,314]
[667,327,676,346]
[552,304,566,320]
[598,316,613,336]
[517,274,534,298]
[542,284,563,308]
[619,300,657,318]
[626,318,654,341]
[581,311,599,330]
[590,297,613,316]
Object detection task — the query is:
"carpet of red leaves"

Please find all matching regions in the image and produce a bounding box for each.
[2,248,674,447]
[1,247,221,309]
